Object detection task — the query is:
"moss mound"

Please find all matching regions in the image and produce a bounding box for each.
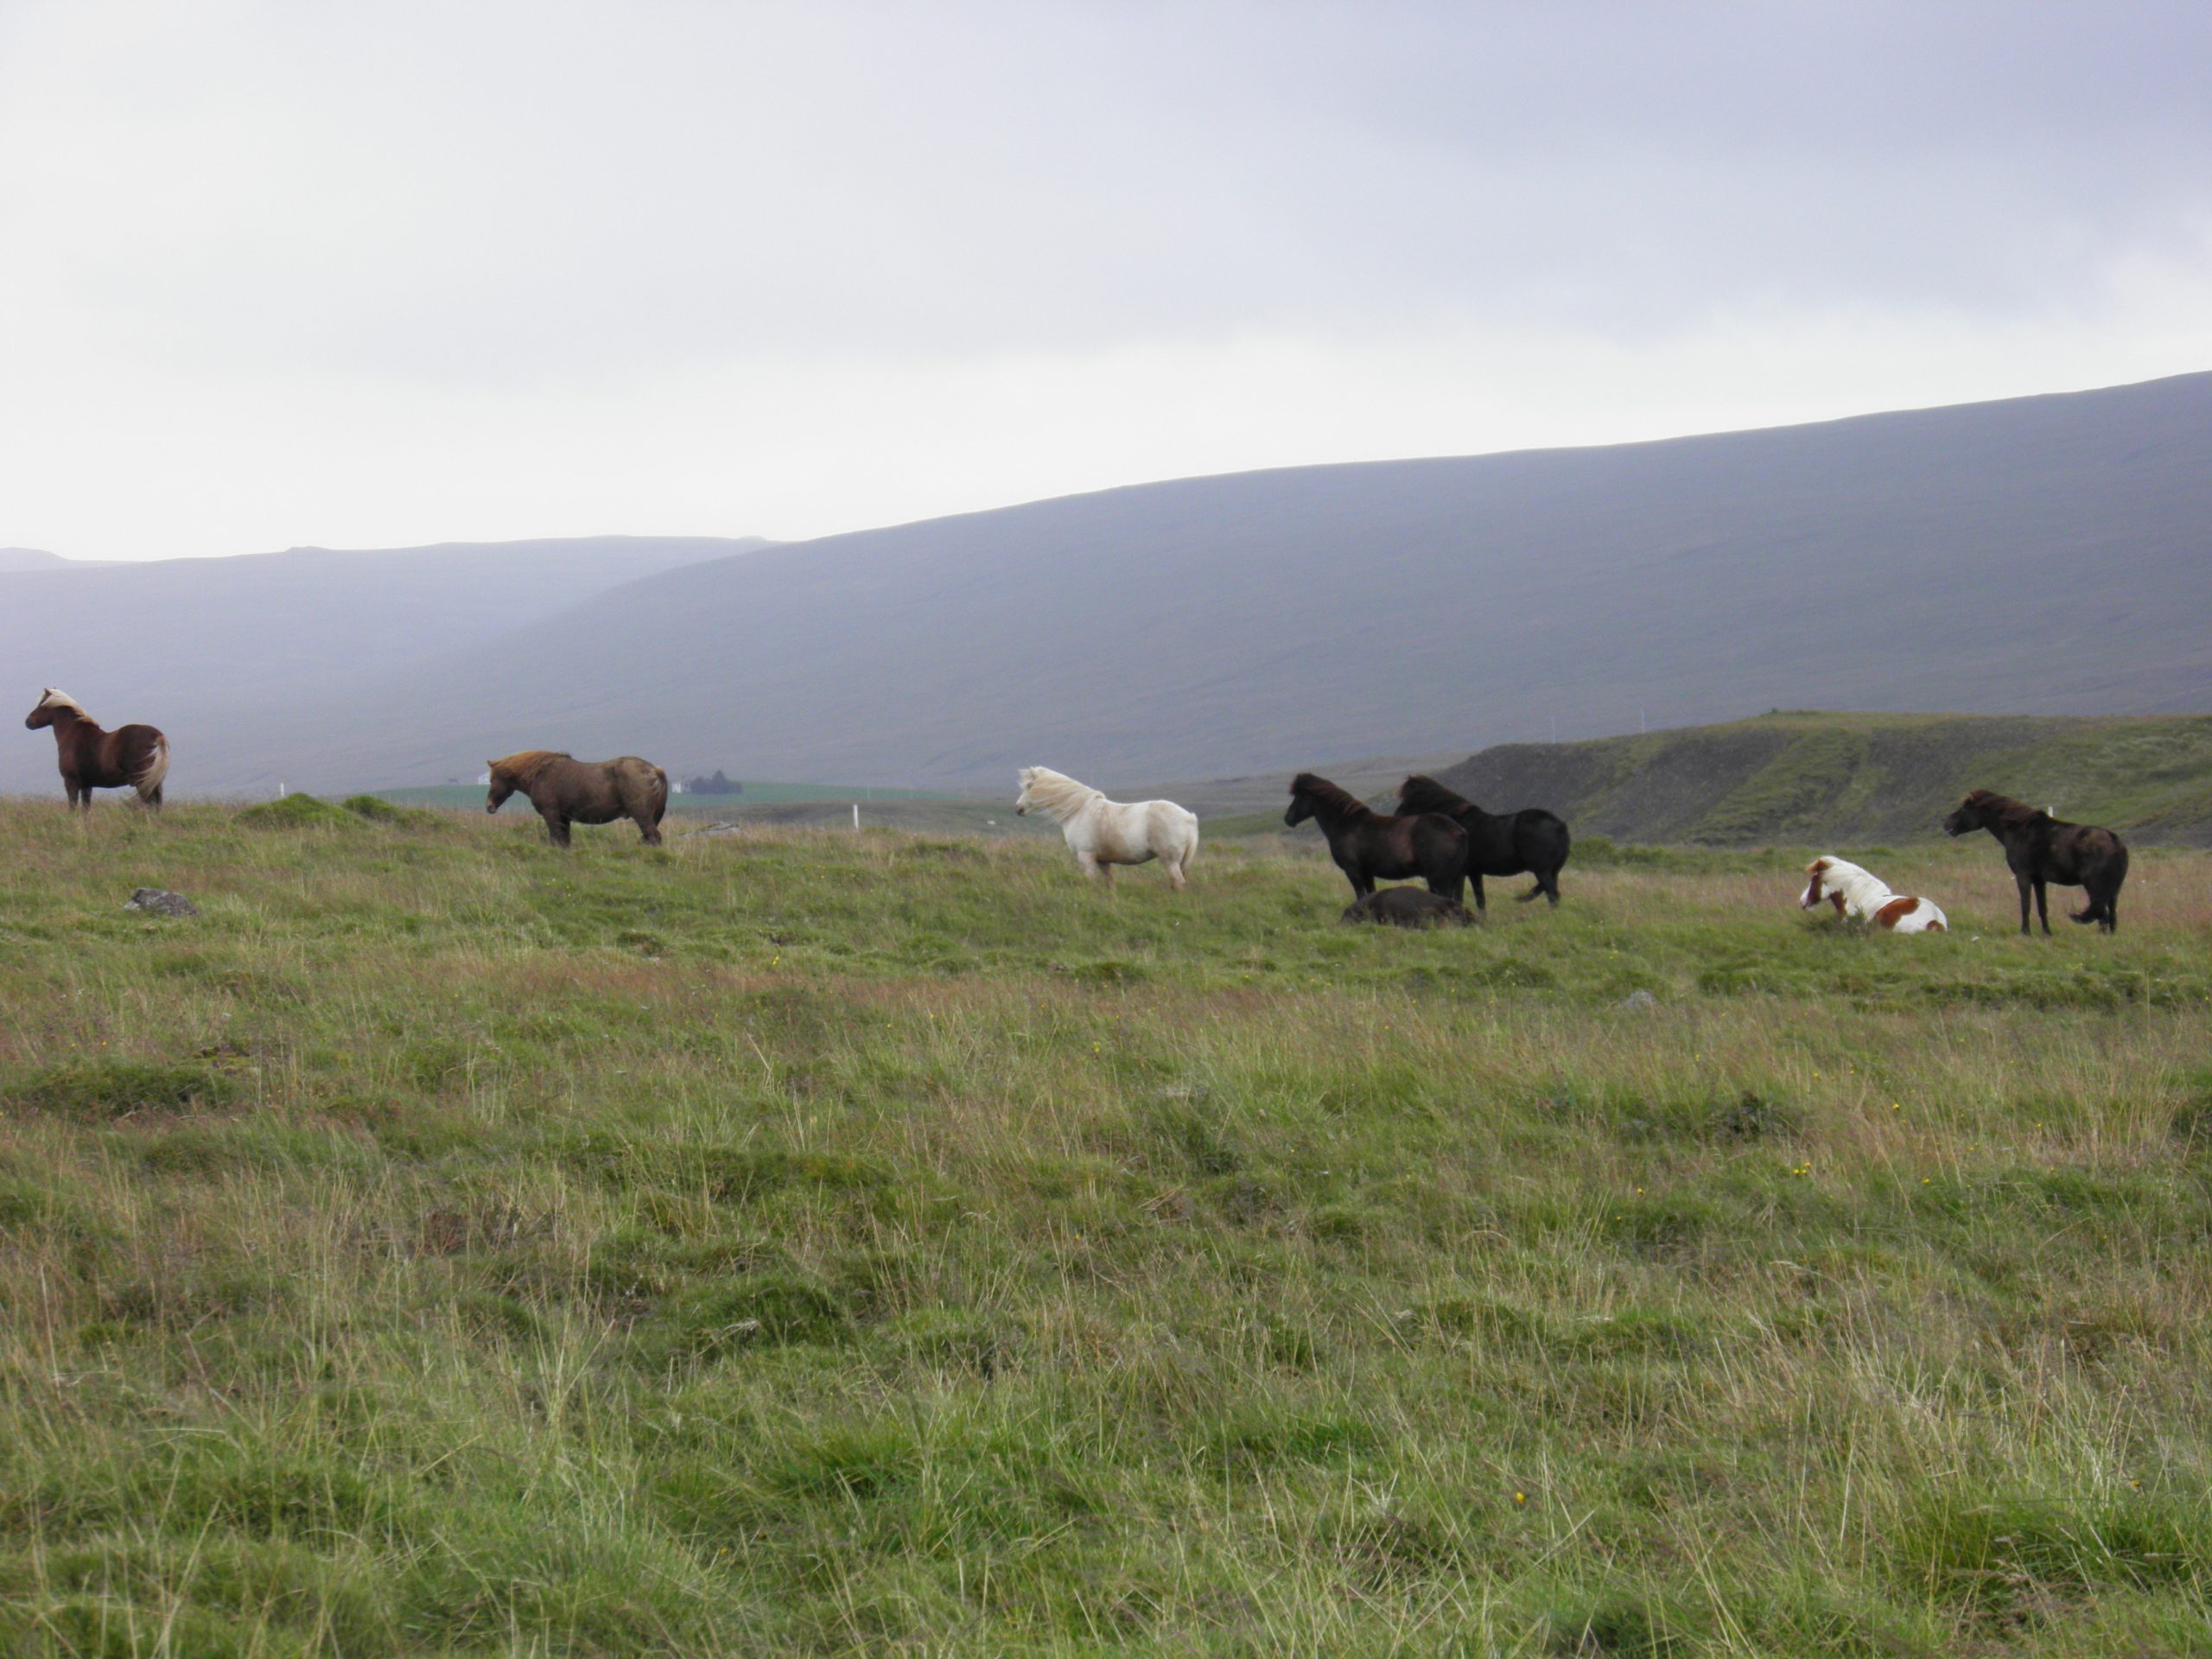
[236,793,357,829]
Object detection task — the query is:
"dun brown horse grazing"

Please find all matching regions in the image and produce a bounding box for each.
[24,689,169,811]
[1395,774,1571,909]
[1285,772,1468,902]
[487,751,669,848]
[1942,789,2129,935]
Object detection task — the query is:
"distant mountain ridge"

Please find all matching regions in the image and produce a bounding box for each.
[258,371,2212,795]
[5,372,2211,795]
[1433,710,2212,846]
[0,536,766,791]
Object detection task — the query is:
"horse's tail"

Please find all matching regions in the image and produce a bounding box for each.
[649,766,670,825]
[134,734,170,804]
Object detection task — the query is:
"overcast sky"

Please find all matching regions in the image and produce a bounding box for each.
[3,1,2209,561]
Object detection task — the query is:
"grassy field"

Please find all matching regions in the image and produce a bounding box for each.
[372,783,974,812]
[3,798,2211,1656]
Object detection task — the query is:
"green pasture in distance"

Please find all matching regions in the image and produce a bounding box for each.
[370,779,969,812]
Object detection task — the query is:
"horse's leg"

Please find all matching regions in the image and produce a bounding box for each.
[1165,853,1187,892]
[1470,873,1487,911]
[2016,875,2032,936]
[2035,880,2050,936]
[1077,850,1105,883]
[64,776,81,811]
[543,810,571,849]
[638,810,663,847]
[2104,892,2119,933]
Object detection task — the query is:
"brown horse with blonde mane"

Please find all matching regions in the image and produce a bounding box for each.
[24,689,169,811]
[487,750,670,848]
[1286,772,1469,902]
[1942,789,2128,935]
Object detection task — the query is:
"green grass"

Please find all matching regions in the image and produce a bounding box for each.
[376,781,971,811]
[3,799,2211,1655]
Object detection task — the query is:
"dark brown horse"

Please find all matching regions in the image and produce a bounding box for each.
[1342,887,1475,928]
[1942,789,2128,935]
[1395,774,1571,909]
[487,750,670,848]
[24,689,168,811]
[1285,772,1468,902]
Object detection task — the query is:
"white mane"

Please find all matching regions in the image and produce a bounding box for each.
[1015,766,1103,825]
[34,688,85,717]
[1802,856,1891,913]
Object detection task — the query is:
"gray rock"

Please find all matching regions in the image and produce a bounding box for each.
[124,888,200,918]
[1618,988,1658,1013]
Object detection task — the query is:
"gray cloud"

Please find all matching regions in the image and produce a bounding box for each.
[1,1,2207,556]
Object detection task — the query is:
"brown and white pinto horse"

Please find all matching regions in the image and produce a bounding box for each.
[24,690,169,811]
[1800,857,1947,933]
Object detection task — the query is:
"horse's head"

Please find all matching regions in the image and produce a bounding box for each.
[1942,791,1994,836]
[485,761,515,814]
[1284,772,1335,828]
[24,688,79,730]
[1799,857,1848,914]
[1014,767,1038,816]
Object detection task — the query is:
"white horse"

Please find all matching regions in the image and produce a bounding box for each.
[1015,767,1199,890]
[1800,856,1948,932]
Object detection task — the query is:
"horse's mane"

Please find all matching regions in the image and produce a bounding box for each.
[1019,766,1102,823]
[1961,789,2049,828]
[490,749,571,785]
[1289,772,1373,820]
[1397,774,1474,817]
[1806,856,1889,903]
[34,689,86,718]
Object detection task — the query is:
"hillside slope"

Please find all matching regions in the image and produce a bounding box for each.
[0,537,763,792]
[232,370,2212,794]
[1434,710,2212,846]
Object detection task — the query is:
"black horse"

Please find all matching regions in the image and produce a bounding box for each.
[1395,774,1570,909]
[1942,789,2129,935]
[1342,887,1475,928]
[1285,773,1468,902]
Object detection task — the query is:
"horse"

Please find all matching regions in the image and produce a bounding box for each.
[1284,772,1468,902]
[23,689,169,811]
[1799,856,1948,933]
[1342,887,1474,928]
[1942,789,2128,935]
[1015,766,1198,889]
[1395,774,1570,908]
[486,751,669,848]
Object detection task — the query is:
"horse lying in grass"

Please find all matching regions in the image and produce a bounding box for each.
[24,689,169,811]
[1942,790,2128,935]
[1342,887,1474,928]
[1286,772,1467,903]
[487,751,669,848]
[1799,856,1948,933]
[1015,766,1198,889]
[1395,774,1570,909]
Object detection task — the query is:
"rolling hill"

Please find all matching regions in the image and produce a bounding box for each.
[1426,710,2212,847]
[0,537,766,791]
[6,372,2211,796]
